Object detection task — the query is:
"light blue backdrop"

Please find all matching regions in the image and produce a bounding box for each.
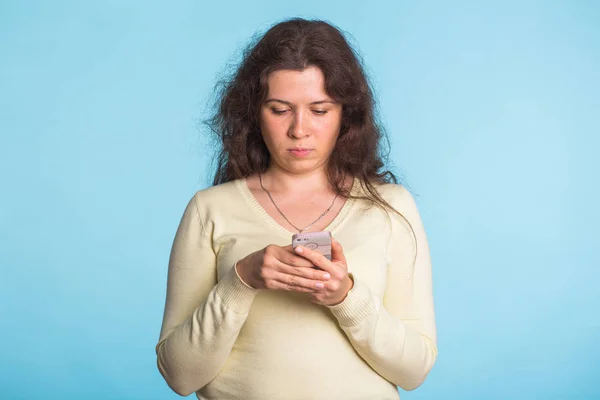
[1,1,598,399]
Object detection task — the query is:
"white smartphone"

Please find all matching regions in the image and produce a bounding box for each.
[292,231,332,260]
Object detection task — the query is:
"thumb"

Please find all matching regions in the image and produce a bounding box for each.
[331,238,346,263]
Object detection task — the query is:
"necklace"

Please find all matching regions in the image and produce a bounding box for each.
[259,173,339,233]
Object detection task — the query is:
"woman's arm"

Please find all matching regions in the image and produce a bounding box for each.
[327,186,438,391]
[155,193,259,396]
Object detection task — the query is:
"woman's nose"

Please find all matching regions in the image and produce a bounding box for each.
[288,112,308,138]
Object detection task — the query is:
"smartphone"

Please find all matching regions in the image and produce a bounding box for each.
[292,231,332,260]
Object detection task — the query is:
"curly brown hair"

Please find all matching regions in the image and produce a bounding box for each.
[206,17,402,211]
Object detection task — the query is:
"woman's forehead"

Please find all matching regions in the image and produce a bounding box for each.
[266,67,333,103]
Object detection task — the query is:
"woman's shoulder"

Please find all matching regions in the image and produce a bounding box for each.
[356,180,421,220]
[363,180,414,204]
[373,183,420,228]
[189,179,244,210]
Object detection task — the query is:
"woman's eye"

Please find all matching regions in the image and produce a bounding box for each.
[312,110,328,115]
[271,108,288,115]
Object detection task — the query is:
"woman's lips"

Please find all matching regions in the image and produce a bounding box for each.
[289,149,312,157]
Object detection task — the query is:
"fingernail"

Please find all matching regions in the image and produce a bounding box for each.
[316,282,324,289]
[295,247,303,254]
[323,273,331,280]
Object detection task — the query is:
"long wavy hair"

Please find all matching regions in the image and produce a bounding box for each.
[206,18,402,212]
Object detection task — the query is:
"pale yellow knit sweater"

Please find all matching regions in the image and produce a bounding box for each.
[155,179,438,400]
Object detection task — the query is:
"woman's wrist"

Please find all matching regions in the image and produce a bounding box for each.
[235,259,256,289]
[233,259,255,289]
[329,273,355,306]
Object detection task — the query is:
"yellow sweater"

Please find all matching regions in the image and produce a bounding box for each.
[155,179,438,400]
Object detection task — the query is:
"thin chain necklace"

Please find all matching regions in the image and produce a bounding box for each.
[259,173,338,233]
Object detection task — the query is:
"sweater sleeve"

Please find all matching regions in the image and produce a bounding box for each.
[328,187,438,391]
[155,193,260,396]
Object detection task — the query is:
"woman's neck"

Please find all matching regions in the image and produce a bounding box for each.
[261,166,332,195]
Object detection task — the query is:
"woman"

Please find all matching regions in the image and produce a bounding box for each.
[155,18,437,400]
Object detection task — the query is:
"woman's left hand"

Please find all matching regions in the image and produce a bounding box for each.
[294,237,353,306]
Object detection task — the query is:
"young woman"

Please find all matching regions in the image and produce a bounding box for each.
[155,18,437,400]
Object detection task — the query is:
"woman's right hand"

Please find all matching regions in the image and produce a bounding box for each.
[235,244,331,293]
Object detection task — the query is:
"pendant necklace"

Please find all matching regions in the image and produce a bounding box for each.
[258,173,338,233]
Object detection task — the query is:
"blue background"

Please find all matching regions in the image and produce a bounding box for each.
[1,1,598,399]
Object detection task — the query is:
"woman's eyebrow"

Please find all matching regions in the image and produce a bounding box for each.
[264,98,337,105]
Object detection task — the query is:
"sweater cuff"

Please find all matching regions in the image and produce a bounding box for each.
[215,262,260,315]
[327,277,376,327]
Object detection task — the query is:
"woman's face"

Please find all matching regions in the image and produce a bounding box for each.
[259,66,343,175]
